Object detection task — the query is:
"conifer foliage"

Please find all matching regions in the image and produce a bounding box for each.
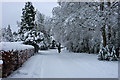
[0,25,14,42]
[18,2,36,41]
[18,2,42,53]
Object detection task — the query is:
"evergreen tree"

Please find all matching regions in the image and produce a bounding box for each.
[18,2,36,41]
[7,25,14,42]
[7,25,13,42]
[0,25,14,42]
[21,2,36,31]
[18,2,42,53]
[13,32,18,42]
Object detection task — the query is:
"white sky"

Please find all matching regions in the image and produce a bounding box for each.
[2,2,58,32]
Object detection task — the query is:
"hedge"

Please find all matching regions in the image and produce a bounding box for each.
[0,48,34,78]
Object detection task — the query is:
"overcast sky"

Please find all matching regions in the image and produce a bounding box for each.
[2,2,58,32]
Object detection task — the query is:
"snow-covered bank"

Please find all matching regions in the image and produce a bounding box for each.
[8,49,118,78]
[0,42,34,51]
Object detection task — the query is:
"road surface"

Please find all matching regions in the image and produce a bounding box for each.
[9,49,118,78]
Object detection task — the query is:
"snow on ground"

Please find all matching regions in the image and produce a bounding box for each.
[0,42,34,51]
[8,49,118,78]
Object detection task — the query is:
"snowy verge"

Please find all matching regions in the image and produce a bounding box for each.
[0,42,34,51]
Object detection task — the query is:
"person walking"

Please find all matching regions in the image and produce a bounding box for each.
[58,43,61,53]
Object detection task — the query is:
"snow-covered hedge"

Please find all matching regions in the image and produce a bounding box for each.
[0,42,35,78]
[0,42,34,51]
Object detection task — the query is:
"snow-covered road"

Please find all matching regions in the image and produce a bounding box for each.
[9,49,118,78]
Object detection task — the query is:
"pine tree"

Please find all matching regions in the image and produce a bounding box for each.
[18,2,41,53]
[18,2,36,41]
[13,32,18,42]
[0,25,14,42]
[21,2,36,31]
[7,25,14,42]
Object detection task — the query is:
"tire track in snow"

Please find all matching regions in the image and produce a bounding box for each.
[39,54,45,78]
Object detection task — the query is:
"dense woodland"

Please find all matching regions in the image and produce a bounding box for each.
[0,1,120,61]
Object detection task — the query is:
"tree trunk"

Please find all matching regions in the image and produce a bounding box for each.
[101,25,106,47]
[108,25,111,41]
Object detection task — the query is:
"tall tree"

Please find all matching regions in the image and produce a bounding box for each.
[18,2,36,41]
[36,10,52,49]
[52,1,119,55]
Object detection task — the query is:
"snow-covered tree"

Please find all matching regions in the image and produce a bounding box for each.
[0,25,14,42]
[17,2,44,53]
[51,1,119,58]
[36,10,45,32]
[52,2,102,53]
[18,2,36,41]
[13,32,19,42]
[98,1,119,59]
[0,28,7,42]
[36,10,52,50]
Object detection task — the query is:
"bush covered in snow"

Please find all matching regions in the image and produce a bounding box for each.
[98,45,119,61]
[49,40,57,49]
